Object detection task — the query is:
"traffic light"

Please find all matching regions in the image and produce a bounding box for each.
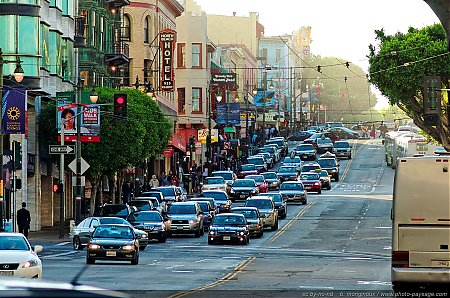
[423,76,441,115]
[13,141,22,170]
[424,114,440,126]
[189,136,195,150]
[53,180,63,194]
[114,94,128,119]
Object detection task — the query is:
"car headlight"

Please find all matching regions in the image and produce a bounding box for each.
[22,259,39,268]
[189,219,199,224]
[239,231,245,236]
[314,182,320,186]
[122,244,134,250]
[271,182,278,186]
[141,233,148,238]
[230,188,235,193]
[209,230,217,235]
[89,244,100,250]
[250,189,258,194]
[331,169,337,172]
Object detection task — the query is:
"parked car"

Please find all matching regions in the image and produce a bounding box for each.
[259,192,287,219]
[244,196,279,230]
[333,140,352,159]
[299,172,322,194]
[86,224,139,265]
[261,172,280,190]
[237,164,259,178]
[228,179,259,201]
[127,211,170,243]
[279,181,307,204]
[199,190,232,213]
[317,157,340,181]
[230,207,264,237]
[295,143,317,161]
[208,214,250,245]
[0,233,43,278]
[244,174,269,193]
[167,202,204,237]
[277,166,299,182]
[201,176,227,192]
[99,204,135,220]
[287,131,313,142]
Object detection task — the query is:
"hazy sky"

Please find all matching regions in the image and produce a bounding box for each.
[193,0,441,108]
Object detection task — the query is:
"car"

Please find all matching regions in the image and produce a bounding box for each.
[301,162,322,173]
[329,127,360,139]
[246,156,268,173]
[237,164,259,178]
[167,202,204,237]
[244,174,269,193]
[211,171,237,187]
[333,140,352,159]
[208,214,250,245]
[127,200,154,211]
[195,201,215,230]
[319,151,338,160]
[99,204,135,220]
[282,156,302,172]
[265,137,288,156]
[317,157,340,181]
[261,172,280,190]
[201,176,227,192]
[176,187,188,202]
[258,147,279,163]
[263,144,282,162]
[134,197,165,214]
[86,224,139,265]
[325,122,344,129]
[199,190,232,213]
[230,207,264,237]
[127,211,170,243]
[279,181,307,204]
[317,170,332,190]
[244,196,279,230]
[277,166,299,182]
[295,143,317,161]
[189,197,219,215]
[287,131,313,142]
[259,192,287,219]
[256,152,274,168]
[397,125,419,133]
[70,216,148,251]
[153,186,182,202]
[316,137,334,154]
[228,179,259,201]
[141,190,167,211]
[0,233,43,278]
[299,172,322,194]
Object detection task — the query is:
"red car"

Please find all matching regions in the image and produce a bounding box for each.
[244,175,268,193]
[237,164,259,178]
[299,172,322,194]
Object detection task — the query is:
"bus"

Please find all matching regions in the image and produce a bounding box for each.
[393,134,437,167]
[384,131,409,167]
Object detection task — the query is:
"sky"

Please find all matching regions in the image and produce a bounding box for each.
[193,0,441,109]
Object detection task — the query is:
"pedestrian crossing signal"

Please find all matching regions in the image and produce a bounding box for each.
[53,181,63,193]
[114,94,128,119]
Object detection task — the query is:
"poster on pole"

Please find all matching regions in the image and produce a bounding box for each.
[1,87,26,134]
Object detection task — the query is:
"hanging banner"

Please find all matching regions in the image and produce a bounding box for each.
[159,29,176,92]
[1,87,27,134]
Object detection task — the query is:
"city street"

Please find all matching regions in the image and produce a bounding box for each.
[31,139,394,296]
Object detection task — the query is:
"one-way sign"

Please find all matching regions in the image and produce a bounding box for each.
[49,145,75,154]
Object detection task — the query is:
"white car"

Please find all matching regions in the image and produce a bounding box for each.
[201,177,227,192]
[0,233,43,278]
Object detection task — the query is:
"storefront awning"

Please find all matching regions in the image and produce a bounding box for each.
[168,133,186,152]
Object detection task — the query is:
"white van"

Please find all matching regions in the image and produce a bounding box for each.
[392,155,450,291]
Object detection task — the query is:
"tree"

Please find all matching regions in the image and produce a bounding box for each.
[368,24,450,148]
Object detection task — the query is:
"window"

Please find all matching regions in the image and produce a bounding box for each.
[192,43,202,68]
[262,48,267,59]
[192,88,202,113]
[40,23,50,70]
[177,43,185,67]
[121,63,130,86]
[144,16,149,43]
[276,49,281,63]
[122,14,131,41]
[99,17,104,51]
[178,88,186,113]
[144,59,152,82]
[80,10,89,41]
[91,11,97,47]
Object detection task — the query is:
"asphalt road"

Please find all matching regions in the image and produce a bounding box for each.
[35,139,395,297]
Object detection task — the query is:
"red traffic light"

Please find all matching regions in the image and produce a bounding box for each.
[113,94,128,119]
[53,182,63,193]
[116,96,125,105]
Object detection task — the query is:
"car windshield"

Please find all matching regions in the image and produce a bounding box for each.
[300,174,320,180]
[259,148,273,154]
[191,198,216,208]
[263,194,282,202]
[200,192,227,201]
[93,226,134,239]
[334,142,350,148]
[266,140,284,147]
[101,205,128,216]
[245,199,273,209]
[284,157,300,163]
[279,167,296,173]
[317,138,332,144]
[297,144,314,151]
[168,204,196,214]
[205,177,225,185]
[128,201,152,211]
[232,209,258,219]
[0,236,29,250]
[99,218,128,225]
[213,215,246,226]
[129,212,162,222]
[142,192,162,201]
[241,164,256,171]
[262,172,277,179]
[213,172,233,180]
[318,159,337,167]
[233,180,255,187]
[302,165,320,172]
[247,158,264,165]
[281,183,304,190]
[319,171,329,178]
[246,175,264,182]
[155,188,175,196]
[197,202,210,212]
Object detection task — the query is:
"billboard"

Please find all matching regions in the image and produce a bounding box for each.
[159,29,176,92]
[211,73,237,86]
[1,87,26,134]
[198,129,219,144]
[216,103,241,125]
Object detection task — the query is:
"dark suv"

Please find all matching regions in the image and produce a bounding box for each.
[317,158,340,181]
[99,204,135,220]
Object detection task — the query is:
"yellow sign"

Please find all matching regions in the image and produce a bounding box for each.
[198,129,218,144]
[0,179,3,198]
[240,113,255,119]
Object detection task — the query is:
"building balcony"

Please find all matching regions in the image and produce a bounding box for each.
[105,43,129,65]
[105,0,130,7]
[74,16,86,48]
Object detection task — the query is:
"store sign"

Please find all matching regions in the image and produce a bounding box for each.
[198,129,219,144]
[211,73,236,86]
[163,147,174,157]
[159,29,176,92]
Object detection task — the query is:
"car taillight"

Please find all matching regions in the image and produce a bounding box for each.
[392,251,409,268]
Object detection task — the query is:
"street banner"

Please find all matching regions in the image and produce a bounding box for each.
[228,103,241,125]
[56,92,100,142]
[159,29,176,92]
[1,87,26,134]
[198,129,218,144]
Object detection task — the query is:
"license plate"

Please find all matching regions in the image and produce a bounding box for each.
[432,260,450,267]
[223,236,231,241]
[302,155,307,158]
[240,195,246,198]
[177,226,183,230]
[0,271,13,276]
[106,251,116,257]
[305,186,311,189]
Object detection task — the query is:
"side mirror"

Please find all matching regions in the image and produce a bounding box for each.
[34,245,43,253]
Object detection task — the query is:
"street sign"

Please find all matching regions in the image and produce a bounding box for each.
[68,157,90,175]
[49,145,75,154]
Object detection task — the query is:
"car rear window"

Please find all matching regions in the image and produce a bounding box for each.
[247,158,265,165]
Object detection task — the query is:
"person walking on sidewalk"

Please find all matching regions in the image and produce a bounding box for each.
[17,202,31,239]
[149,175,159,188]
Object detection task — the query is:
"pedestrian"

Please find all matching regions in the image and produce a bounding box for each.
[160,172,169,186]
[149,174,159,188]
[361,125,369,138]
[370,124,376,139]
[122,181,131,203]
[17,202,31,238]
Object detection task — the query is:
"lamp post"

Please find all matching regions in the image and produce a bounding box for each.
[0,48,24,231]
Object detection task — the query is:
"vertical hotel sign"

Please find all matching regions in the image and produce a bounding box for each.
[2,87,26,134]
[159,29,176,92]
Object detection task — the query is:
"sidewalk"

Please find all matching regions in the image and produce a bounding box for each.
[28,226,71,243]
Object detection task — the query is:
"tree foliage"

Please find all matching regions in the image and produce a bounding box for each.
[38,87,172,180]
[368,24,450,148]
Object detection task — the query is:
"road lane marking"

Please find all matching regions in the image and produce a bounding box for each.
[299,286,335,290]
[55,242,70,246]
[345,257,372,260]
[168,256,256,298]
[41,251,79,259]
[339,140,369,182]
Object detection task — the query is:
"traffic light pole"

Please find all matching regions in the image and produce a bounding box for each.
[59,120,65,238]
[75,80,82,225]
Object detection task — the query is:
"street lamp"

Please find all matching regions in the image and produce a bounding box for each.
[0,48,25,231]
